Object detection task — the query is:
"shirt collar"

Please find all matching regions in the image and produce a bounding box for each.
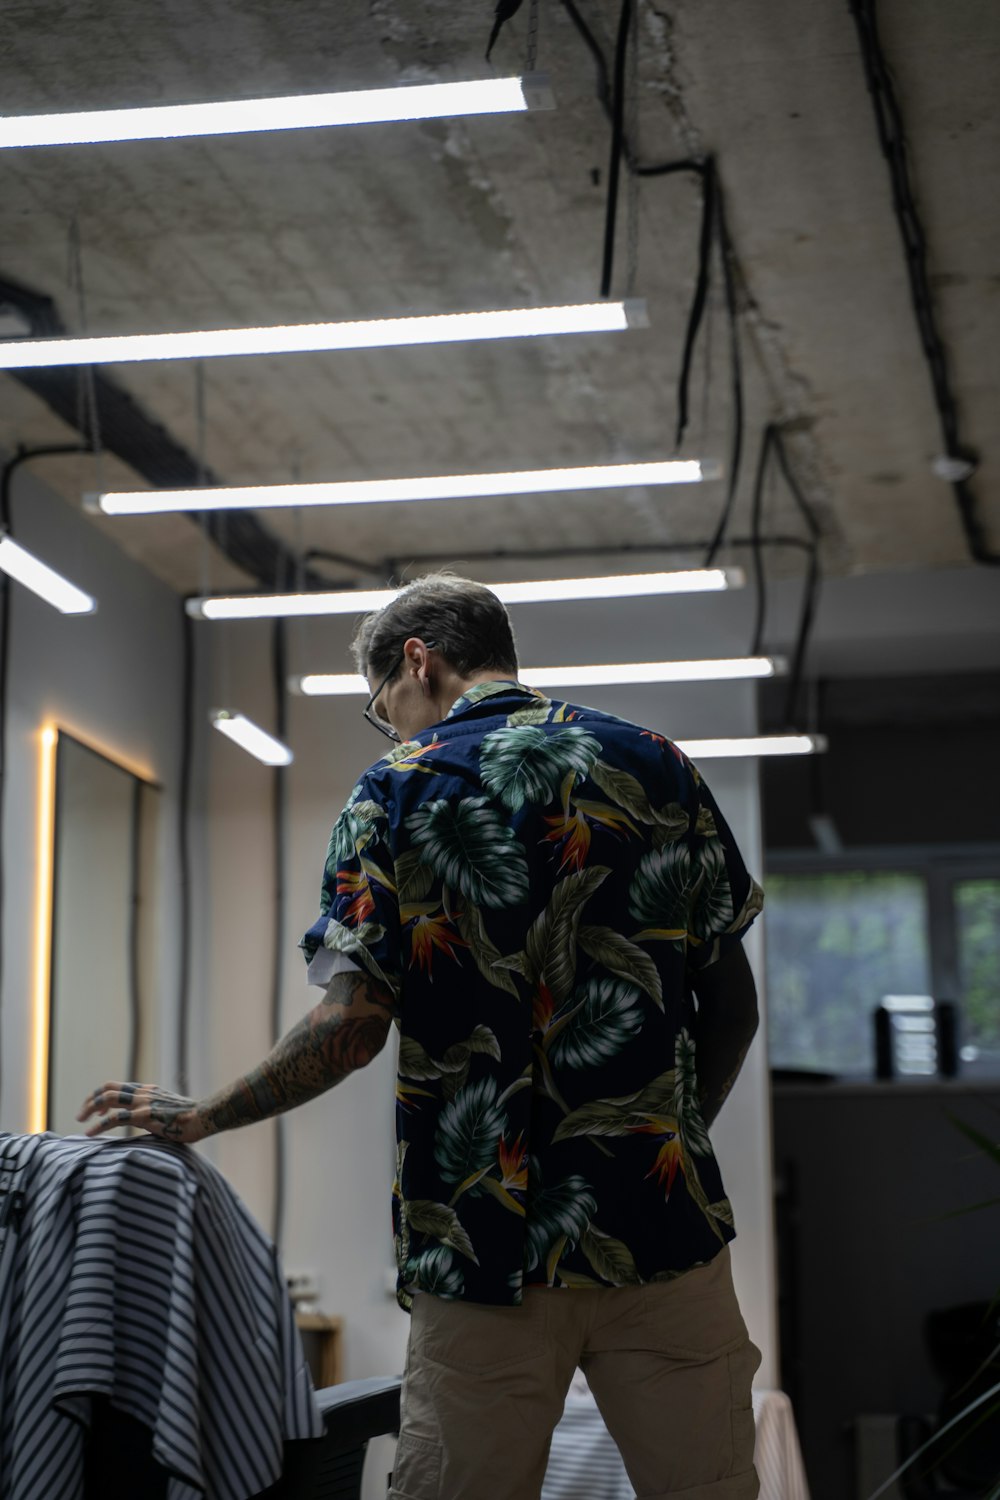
[444,678,542,720]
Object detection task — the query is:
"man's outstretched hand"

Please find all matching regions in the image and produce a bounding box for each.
[77,971,395,1145]
[77,1083,208,1143]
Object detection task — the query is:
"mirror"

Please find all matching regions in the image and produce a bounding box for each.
[47,732,162,1135]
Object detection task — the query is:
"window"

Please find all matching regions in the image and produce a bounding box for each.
[764,857,1000,1080]
[765,872,931,1075]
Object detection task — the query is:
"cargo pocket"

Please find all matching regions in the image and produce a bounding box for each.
[389,1432,442,1499]
[727,1339,762,1477]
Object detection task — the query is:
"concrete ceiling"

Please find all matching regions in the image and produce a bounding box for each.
[1,0,997,600]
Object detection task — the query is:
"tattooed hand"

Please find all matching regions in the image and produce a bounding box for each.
[77,1083,209,1143]
[76,972,395,1143]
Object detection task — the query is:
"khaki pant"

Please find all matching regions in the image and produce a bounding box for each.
[389,1246,761,1500]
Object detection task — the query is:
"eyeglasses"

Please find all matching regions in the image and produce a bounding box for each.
[363,641,437,742]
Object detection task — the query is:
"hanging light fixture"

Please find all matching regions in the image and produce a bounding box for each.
[0,76,554,150]
[0,300,647,372]
[94,452,714,517]
[186,568,742,620]
[0,534,96,614]
[210,711,293,766]
[675,735,827,759]
[290,656,785,696]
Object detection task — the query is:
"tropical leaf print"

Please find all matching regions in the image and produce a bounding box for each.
[394,848,435,905]
[577,925,664,1010]
[585,760,671,826]
[479,1131,529,1216]
[523,1163,597,1274]
[523,865,610,1005]
[326,798,387,873]
[322,918,397,993]
[335,868,376,925]
[689,838,734,941]
[381,738,445,774]
[673,1029,713,1157]
[405,1246,465,1298]
[629,843,693,933]
[399,1026,501,1102]
[406,798,530,909]
[451,680,520,712]
[506,702,553,727]
[407,907,467,976]
[434,1078,508,1188]
[456,903,521,997]
[544,776,641,873]
[644,1124,684,1199]
[552,1068,677,1143]
[650,803,692,847]
[440,1026,504,1101]
[479,725,602,813]
[728,876,765,936]
[709,1198,735,1229]
[548,978,645,1070]
[695,803,719,838]
[405,1200,479,1263]
[580,1225,642,1286]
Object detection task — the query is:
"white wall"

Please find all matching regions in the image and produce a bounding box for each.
[194,589,778,1389]
[0,464,186,1135]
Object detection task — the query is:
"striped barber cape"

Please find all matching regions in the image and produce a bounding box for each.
[0,1133,323,1500]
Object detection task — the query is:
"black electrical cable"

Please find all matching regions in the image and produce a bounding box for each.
[847,0,998,566]
[176,606,194,1095]
[556,0,702,178]
[557,0,612,113]
[768,427,824,729]
[0,443,90,1119]
[600,0,634,299]
[675,158,717,451]
[486,0,525,59]
[270,616,288,1250]
[703,190,744,567]
[749,427,773,657]
[126,777,143,1083]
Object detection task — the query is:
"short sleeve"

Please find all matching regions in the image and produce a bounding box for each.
[685,771,764,973]
[299,778,402,997]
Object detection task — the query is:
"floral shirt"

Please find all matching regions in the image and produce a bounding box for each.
[301,681,763,1309]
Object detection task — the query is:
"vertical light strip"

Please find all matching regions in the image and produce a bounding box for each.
[30,725,58,1133]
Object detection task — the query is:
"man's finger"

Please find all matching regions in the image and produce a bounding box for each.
[77,1082,146,1121]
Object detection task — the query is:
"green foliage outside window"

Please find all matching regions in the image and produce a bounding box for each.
[955,880,1000,1050]
[765,872,930,1074]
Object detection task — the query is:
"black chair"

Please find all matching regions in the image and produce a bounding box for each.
[84,1375,402,1500]
[267,1376,403,1500]
[897,1303,1000,1499]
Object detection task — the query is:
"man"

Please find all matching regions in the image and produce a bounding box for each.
[81,573,764,1500]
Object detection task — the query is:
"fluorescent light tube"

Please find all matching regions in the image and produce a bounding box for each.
[2,300,646,372]
[210,710,293,766]
[675,735,828,758]
[0,534,96,614]
[96,452,715,517]
[186,569,744,620]
[0,76,553,150]
[291,657,785,695]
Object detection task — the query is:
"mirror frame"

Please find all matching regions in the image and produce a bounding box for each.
[32,724,161,1133]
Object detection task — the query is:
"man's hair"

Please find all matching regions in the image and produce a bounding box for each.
[352,572,519,682]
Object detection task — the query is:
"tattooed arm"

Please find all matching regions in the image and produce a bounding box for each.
[78,969,395,1144]
[690,945,759,1127]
